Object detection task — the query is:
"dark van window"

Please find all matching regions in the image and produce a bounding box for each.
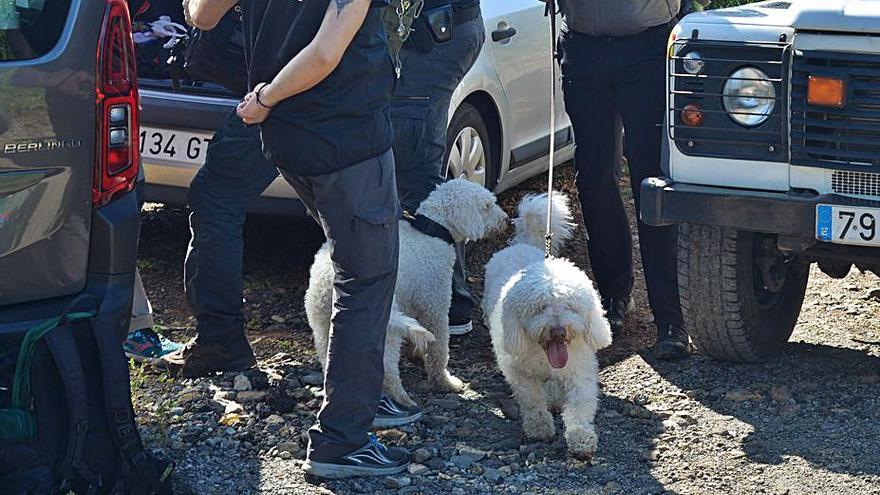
[0,0,72,61]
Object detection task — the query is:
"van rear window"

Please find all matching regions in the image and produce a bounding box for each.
[0,0,72,61]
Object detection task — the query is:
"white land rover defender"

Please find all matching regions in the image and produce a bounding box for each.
[641,0,880,362]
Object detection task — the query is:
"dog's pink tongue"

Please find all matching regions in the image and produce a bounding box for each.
[546,341,568,369]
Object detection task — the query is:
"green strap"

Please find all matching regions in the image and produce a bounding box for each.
[0,311,95,441]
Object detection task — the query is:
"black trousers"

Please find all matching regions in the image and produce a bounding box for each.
[559,22,683,327]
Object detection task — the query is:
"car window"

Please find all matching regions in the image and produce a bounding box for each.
[0,0,71,61]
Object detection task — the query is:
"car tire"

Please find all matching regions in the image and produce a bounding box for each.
[445,102,497,190]
[678,224,810,362]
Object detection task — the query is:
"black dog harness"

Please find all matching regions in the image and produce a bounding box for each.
[403,211,455,245]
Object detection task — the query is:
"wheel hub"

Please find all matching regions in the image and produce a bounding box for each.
[446,126,486,187]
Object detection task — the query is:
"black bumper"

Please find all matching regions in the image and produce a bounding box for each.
[640,177,880,238]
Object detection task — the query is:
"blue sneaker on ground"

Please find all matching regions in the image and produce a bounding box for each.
[303,434,411,479]
[372,395,422,429]
[123,327,184,365]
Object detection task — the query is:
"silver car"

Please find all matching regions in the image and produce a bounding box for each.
[140,0,573,214]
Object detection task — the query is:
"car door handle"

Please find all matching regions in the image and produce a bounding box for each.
[491,27,517,43]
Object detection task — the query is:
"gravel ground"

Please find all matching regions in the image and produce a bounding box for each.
[136,167,880,495]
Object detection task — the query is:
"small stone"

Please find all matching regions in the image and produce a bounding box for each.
[265,414,285,432]
[427,395,461,411]
[483,467,502,483]
[724,389,763,402]
[169,407,185,416]
[865,287,880,300]
[859,373,880,384]
[769,386,792,403]
[457,445,488,463]
[407,463,429,476]
[384,476,412,489]
[236,391,267,403]
[604,481,622,493]
[451,455,476,470]
[301,372,324,386]
[275,441,301,455]
[270,315,286,324]
[413,448,433,463]
[279,451,293,460]
[234,375,252,392]
[498,466,512,478]
[177,387,202,405]
[224,401,244,414]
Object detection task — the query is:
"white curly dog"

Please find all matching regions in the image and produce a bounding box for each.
[305,178,507,406]
[484,192,612,460]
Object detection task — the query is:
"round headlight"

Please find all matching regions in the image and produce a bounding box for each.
[682,52,704,75]
[723,67,776,127]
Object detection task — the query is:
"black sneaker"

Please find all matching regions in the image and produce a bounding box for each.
[303,435,411,479]
[653,323,691,360]
[449,316,473,336]
[603,296,629,335]
[162,332,257,378]
[372,395,422,429]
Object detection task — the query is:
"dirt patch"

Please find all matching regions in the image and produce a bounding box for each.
[136,167,880,495]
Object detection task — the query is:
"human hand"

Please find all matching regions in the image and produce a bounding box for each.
[237,83,274,125]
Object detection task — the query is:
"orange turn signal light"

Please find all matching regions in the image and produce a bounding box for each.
[681,104,704,127]
[808,76,846,108]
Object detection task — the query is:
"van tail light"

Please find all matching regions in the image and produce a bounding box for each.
[93,0,140,208]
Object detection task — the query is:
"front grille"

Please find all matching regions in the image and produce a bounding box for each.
[831,170,880,198]
[791,50,880,171]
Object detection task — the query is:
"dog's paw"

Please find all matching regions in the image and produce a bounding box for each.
[429,371,465,393]
[522,412,556,442]
[565,426,598,461]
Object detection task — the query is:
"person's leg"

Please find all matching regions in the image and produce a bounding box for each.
[560,32,634,330]
[282,151,407,475]
[168,110,279,376]
[612,24,688,358]
[393,16,486,332]
[123,268,184,363]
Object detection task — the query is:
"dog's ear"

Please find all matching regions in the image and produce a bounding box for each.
[502,305,527,354]
[581,308,613,351]
[447,203,489,241]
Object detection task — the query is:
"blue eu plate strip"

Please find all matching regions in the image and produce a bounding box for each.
[816,205,833,241]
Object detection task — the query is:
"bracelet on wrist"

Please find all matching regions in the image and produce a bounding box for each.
[255,84,274,109]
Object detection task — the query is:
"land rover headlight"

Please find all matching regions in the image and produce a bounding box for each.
[722,67,776,127]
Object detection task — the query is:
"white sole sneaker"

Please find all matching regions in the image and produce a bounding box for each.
[448,321,473,336]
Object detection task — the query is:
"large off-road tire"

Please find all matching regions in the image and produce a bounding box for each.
[678,224,811,362]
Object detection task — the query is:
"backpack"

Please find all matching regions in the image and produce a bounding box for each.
[383,0,424,74]
[0,295,174,495]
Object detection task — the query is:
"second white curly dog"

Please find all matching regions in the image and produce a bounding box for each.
[484,193,612,460]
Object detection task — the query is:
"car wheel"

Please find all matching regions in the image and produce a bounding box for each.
[445,102,496,190]
[678,224,810,362]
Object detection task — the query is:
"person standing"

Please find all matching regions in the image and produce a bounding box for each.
[187,0,409,478]
[392,0,485,336]
[556,0,690,359]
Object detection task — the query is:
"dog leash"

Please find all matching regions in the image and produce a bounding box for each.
[543,0,558,259]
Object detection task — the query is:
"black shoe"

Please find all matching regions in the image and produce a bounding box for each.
[603,296,629,335]
[449,316,473,336]
[653,323,691,360]
[372,395,422,429]
[303,435,411,479]
[163,332,257,378]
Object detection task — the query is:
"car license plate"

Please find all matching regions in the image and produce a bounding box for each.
[816,204,880,247]
[139,127,213,166]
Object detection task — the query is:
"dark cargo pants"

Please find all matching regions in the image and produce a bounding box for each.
[391,14,485,323]
[185,110,279,340]
[559,22,684,327]
[281,150,400,461]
